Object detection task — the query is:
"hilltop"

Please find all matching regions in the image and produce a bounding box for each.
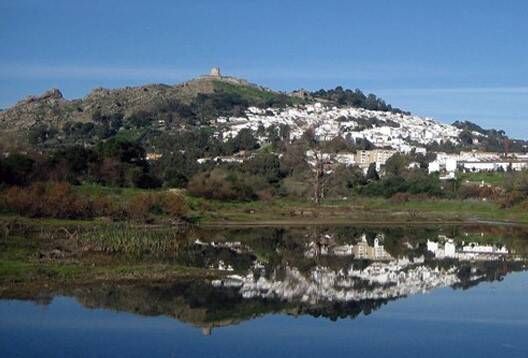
[0,69,525,155]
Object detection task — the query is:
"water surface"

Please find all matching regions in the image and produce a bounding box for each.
[1,224,528,357]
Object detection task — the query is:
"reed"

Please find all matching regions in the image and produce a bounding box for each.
[79,224,196,258]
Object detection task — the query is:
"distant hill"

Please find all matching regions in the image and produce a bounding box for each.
[452,120,527,153]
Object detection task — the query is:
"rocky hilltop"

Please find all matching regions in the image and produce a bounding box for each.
[0,78,223,131]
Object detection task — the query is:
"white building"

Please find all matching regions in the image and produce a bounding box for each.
[429,151,528,175]
[460,160,528,172]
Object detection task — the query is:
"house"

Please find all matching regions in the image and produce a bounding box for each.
[427,236,456,258]
[429,150,528,175]
[146,152,162,161]
[353,234,392,260]
[357,149,397,171]
[428,158,457,176]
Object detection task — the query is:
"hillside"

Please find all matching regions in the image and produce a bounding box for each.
[0,71,526,154]
[0,74,306,149]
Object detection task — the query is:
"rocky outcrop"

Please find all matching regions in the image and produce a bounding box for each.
[0,67,293,135]
[0,77,237,132]
[0,88,72,130]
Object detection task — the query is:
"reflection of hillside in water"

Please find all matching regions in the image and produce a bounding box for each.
[64,226,527,334]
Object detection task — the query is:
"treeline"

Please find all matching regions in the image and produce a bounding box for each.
[0,139,159,188]
[0,140,190,221]
[3,128,528,221]
[440,120,528,153]
[311,87,409,114]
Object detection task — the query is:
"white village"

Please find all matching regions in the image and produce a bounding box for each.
[190,70,528,179]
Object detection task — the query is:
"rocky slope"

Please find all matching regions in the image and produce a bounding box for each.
[0,78,221,131]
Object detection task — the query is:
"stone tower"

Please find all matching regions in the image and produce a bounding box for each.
[209,67,221,77]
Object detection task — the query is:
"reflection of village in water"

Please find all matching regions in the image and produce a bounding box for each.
[211,231,524,307]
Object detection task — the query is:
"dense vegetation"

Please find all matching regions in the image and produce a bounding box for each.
[445,120,528,153]
[311,86,409,114]
[3,123,528,223]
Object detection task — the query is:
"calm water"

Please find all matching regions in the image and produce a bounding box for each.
[1,225,528,357]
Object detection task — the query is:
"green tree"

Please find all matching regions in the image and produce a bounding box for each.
[366,163,379,181]
[384,153,409,177]
[243,153,283,183]
[1,154,35,185]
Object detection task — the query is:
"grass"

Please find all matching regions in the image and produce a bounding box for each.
[213,80,305,106]
[75,182,155,198]
[78,225,193,257]
[113,127,150,142]
[214,81,279,103]
[189,195,528,225]
[3,180,528,226]
[459,172,508,186]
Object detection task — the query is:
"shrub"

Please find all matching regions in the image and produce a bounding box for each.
[134,173,163,189]
[278,176,311,198]
[92,195,119,218]
[326,165,365,198]
[3,182,91,219]
[159,192,188,217]
[458,184,502,201]
[390,192,411,204]
[256,189,274,201]
[1,181,188,222]
[123,192,188,222]
[187,169,266,201]
[359,176,407,197]
[499,191,525,209]
[406,174,442,196]
[242,153,283,183]
[359,173,442,198]
[43,182,91,218]
[1,154,35,185]
[125,193,156,221]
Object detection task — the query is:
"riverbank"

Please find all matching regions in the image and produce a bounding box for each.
[190,196,528,226]
[2,194,528,228]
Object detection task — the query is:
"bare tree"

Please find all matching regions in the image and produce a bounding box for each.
[303,120,336,205]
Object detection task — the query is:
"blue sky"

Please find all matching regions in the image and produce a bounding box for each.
[1,0,527,137]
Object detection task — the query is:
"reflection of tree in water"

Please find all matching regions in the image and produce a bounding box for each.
[67,280,395,333]
[453,260,523,290]
[298,299,390,321]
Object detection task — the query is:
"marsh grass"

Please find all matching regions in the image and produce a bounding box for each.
[79,224,195,257]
